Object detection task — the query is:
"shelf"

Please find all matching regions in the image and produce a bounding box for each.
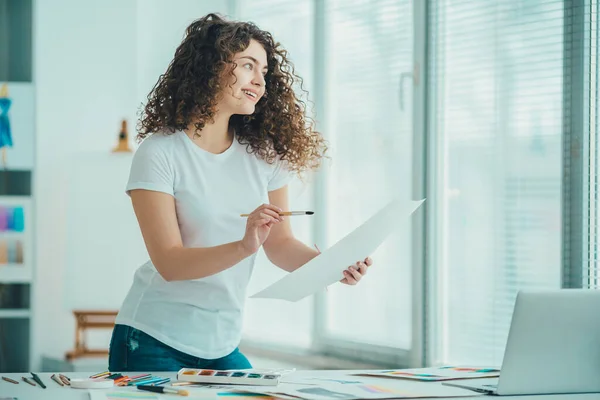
[0,309,30,318]
[0,195,31,202]
[0,264,32,283]
[0,231,25,238]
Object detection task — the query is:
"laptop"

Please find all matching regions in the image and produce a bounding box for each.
[444,289,600,395]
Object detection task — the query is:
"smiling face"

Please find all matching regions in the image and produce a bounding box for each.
[219,39,268,116]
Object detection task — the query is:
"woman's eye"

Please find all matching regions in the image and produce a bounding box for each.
[244,63,253,70]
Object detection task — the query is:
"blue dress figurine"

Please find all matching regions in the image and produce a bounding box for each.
[0,83,13,167]
[0,98,13,150]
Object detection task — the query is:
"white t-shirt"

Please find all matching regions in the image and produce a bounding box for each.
[115,130,292,359]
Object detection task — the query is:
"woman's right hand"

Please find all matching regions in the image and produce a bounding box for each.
[240,204,283,254]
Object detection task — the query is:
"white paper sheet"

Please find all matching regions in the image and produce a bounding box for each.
[250,199,425,302]
[240,380,480,399]
[88,391,159,400]
[89,389,214,400]
[184,385,286,399]
[354,366,500,382]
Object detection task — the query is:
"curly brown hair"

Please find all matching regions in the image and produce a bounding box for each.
[137,13,327,175]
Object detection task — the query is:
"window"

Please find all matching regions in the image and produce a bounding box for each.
[320,0,416,355]
[239,0,315,349]
[239,0,419,363]
[428,0,566,365]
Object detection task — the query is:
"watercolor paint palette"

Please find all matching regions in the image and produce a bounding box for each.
[176,368,281,386]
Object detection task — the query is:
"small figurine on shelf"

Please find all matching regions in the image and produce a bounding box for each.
[112,119,132,153]
[0,83,13,168]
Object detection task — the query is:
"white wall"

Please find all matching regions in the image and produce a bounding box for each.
[136,0,230,107]
[32,0,231,369]
[4,83,35,170]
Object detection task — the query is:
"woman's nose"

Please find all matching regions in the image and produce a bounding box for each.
[253,72,265,87]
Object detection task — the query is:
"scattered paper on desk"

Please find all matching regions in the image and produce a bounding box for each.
[185,385,284,399]
[88,391,159,400]
[250,199,425,302]
[238,380,481,399]
[355,366,500,381]
[214,395,281,399]
[281,375,366,386]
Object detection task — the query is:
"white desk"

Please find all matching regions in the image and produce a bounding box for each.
[2,371,600,400]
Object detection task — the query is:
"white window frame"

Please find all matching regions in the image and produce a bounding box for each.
[309,0,429,367]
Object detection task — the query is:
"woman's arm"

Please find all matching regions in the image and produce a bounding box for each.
[263,186,374,282]
[262,186,320,272]
[131,189,281,281]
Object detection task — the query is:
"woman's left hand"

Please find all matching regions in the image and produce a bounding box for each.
[340,256,373,285]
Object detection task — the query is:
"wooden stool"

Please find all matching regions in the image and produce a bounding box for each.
[65,310,118,361]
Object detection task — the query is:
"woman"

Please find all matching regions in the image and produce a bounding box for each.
[108,13,373,372]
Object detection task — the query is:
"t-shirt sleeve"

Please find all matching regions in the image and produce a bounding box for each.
[126,136,174,196]
[267,156,294,192]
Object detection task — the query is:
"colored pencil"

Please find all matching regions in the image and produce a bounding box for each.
[30,372,46,389]
[90,371,110,379]
[21,377,36,386]
[50,374,64,387]
[2,376,18,384]
[59,374,70,385]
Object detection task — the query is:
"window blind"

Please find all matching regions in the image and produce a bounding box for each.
[586,0,599,288]
[428,0,568,365]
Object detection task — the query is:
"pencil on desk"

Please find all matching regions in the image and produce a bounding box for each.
[2,376,18,384]
[50,374,64,387]
[58,374,70,385]
[128,376,168,386]
[90,371,110,379]
[126,374,154,385]
[30,372,46,389]
[118,373,151,386]
[130,373,151,380]
[240,211,314,217]
[113,376,129,384]
[21,377,36,386]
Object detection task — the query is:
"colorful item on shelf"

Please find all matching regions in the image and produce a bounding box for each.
[0,84,13,168]
[0,239,23,265]
[0,206,24,232]
[4,206,12,230]
[0,240,8,264]
[0,206,6,231]
[7,239,23,264]
[15,240,23,263]
[12,207,24,232]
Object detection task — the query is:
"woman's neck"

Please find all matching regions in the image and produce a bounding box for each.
[185,112,233,154]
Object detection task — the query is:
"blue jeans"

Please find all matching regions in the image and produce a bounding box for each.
[108,324,252,372]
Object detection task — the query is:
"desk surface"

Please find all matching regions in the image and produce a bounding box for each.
[1,371,600,400]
